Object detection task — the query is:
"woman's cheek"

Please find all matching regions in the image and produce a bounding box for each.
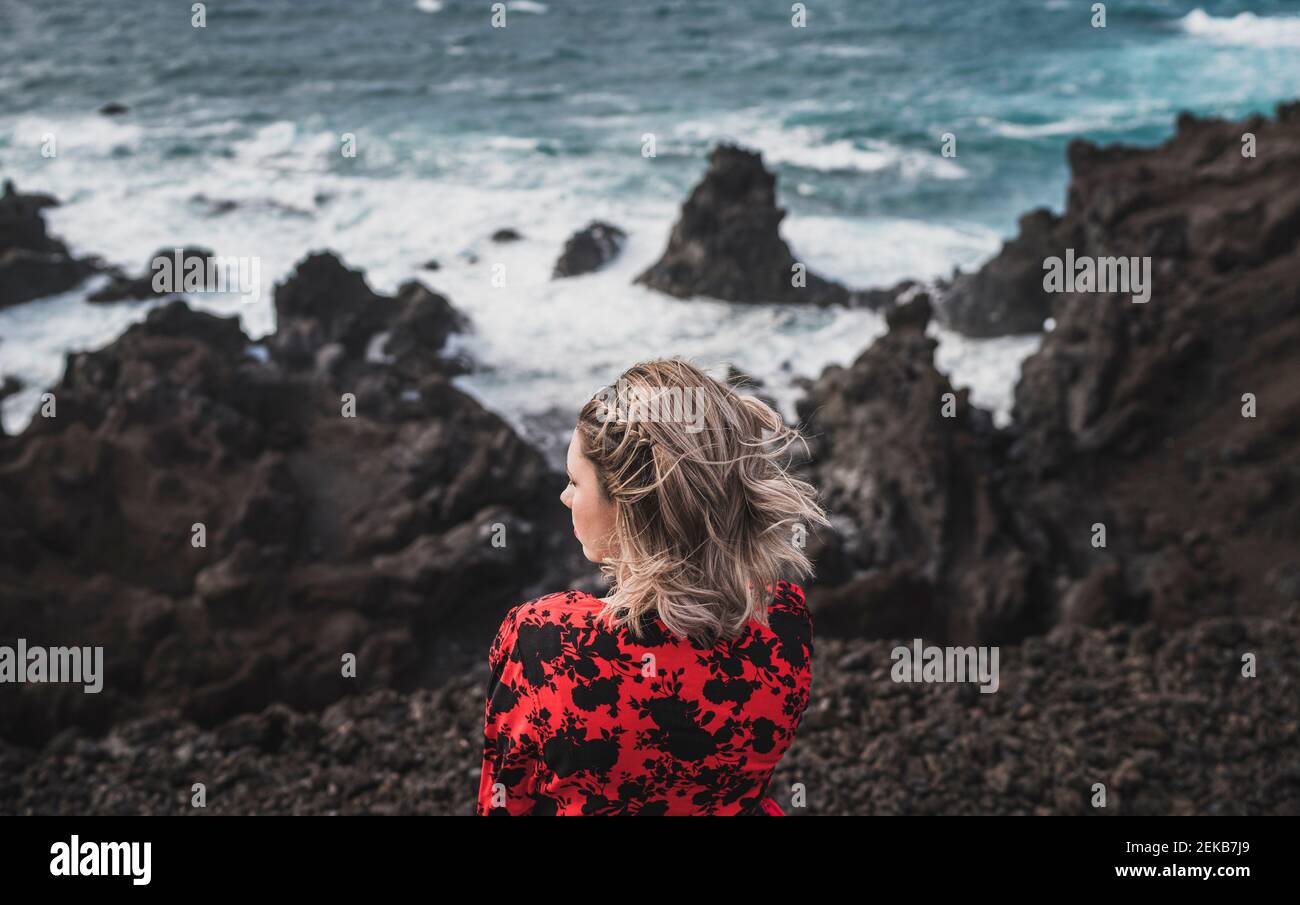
[573,501,591,542]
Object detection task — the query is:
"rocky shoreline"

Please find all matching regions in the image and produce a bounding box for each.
[0,180,102,311]
[0,252,588,748]
[802,101,1300,646]
[2,101,1298,815]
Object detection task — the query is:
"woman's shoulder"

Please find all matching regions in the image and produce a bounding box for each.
[492,583,808,661]
[505,583,808,626]
[509,588,601,623]
[489,589,605,672]
[492,589,598,643]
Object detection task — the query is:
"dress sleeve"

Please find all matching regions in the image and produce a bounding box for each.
[476,605,549,815]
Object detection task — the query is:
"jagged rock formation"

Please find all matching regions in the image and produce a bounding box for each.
[553,221,627,278]
[1009,102,1300,627]
[934,208,1060,336]
[86,247,216,303]
[801,102,1300,646]
[0,253,571,747]
[636,144,854,306]
[0,180,98,309]
[267,251,470,382]
[3,103,1299,818]
[798,295,1049,644]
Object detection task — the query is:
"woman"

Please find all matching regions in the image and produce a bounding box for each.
[476,358,829,815]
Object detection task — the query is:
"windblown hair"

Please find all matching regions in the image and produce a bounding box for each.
[576,357,830,647]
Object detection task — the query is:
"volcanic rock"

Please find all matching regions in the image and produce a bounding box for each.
[553,221,626,278]
[268,251,470,383]
[3,607,1294,815]
[801,102,1300,644]
[636,144,851,305]
[935,208,1060,336]
[1008,101,1300,626]
[0,253,569,747]
[798,293,1049,644]
[86,247,216,303]
[0,180,97,309]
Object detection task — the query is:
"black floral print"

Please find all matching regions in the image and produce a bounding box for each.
[477,580,812,815]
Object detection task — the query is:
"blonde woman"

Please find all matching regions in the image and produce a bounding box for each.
[476,358,829,816]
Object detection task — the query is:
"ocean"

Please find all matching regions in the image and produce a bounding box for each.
[3,0,1300,445]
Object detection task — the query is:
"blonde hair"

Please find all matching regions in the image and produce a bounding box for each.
[577,357,830,647]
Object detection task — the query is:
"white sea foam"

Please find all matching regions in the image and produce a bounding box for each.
[815,45,889,59]
[566,91,636,109]
[8,114,144,156]
[782,136,966,180]
[484,135,545,152]
[674,115,967,179]
[438,226,895,442]
[984,116,1113,139]
[0,110,1012,440]
[1,284,153,434]
[783,216,1000,287]
[414,0,443,13]
[931,325,1041,428]
[1179,9,1300,48]
[509,1,548,14]
[977,102,1170,139]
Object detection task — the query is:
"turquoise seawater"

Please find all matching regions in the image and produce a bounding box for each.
[3,0,1300,443]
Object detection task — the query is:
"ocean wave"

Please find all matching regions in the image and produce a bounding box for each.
[815,45,889,59]
[977,102,1170,139]
[674,116,967,179]
[1179,9,1300,48]
[931,326,1042,428]
[414,0,443,12]
[227,121,401,173]
[783,215,1001,287]
[0,146,1014,439]
[8,114,143,155]
[983,115,1121,139]
[566,91,636,109]
[509,1,549,14]
[484,135,544,152]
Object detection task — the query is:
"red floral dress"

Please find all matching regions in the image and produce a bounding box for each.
[476,580,812,815]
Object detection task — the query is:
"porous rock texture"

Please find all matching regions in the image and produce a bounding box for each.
[0,252,577,748]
